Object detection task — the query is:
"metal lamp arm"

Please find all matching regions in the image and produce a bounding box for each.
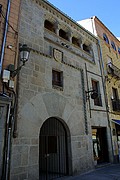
[11,62,25,78]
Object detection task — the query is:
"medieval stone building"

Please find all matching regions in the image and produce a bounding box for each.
[9,1,114,179]
[0,0,114,180]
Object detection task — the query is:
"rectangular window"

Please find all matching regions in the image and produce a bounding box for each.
[111,88,120,111]
[52,69,63,88]
[92,80,102,106]
[112,88,118,100]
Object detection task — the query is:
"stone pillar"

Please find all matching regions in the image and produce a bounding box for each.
[54,21,59,35]
[67,30,72,42]
[80,37,85,49]
[78,38,82,48]
[89,44,93,55]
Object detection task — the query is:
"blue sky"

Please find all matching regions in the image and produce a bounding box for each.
[47,0,120,38]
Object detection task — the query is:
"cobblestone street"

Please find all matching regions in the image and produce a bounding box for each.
[60,164,120,180]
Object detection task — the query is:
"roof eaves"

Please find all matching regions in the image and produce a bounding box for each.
[91,16,120,43]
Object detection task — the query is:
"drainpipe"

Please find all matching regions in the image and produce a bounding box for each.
[2,103,11,180]
[0,0,11,75]
[5,127,12,180]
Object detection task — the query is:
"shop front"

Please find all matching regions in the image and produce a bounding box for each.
[92,127,109,165]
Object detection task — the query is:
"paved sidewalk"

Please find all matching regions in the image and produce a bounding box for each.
[59,164,120,180]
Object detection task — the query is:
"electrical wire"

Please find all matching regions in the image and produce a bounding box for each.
[1,10,18,34]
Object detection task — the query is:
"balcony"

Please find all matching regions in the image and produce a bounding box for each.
[112,99,120,111]
[107,62,120,79]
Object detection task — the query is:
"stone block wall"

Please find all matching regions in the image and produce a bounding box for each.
[10,0,112,179]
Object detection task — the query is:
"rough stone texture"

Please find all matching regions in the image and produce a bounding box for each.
[10,0,113,179]
[28,165,39,180]
[29,146,39,165]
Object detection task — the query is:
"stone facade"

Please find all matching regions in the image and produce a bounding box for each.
[10,1,113,179]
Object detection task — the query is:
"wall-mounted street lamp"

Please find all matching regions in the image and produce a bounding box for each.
[2,44,31,87]
[19,44,31,64]
[86,89,98,101]
[10,44,31,78]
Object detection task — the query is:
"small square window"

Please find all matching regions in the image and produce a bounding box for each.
[52,70,63,88]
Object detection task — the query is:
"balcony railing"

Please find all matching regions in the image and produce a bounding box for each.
[107,62,120,79]
[112,99,120,111]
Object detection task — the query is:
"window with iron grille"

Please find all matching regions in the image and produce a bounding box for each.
[52,70,63,88]
[92,80,102,106]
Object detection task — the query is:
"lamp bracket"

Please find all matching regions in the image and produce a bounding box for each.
[86,90,96,94]
[8,62,25,78]
[86,89,98,100]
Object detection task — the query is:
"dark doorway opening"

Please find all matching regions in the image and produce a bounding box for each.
[92,127,109,165]
[115,124,120,162]
[39,117,69,180]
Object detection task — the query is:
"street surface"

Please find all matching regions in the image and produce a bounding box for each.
[60,164,120,180]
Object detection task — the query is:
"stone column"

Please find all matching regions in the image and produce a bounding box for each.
[80,37,85,49]
[54,21,59,35]
[67,30,72,42]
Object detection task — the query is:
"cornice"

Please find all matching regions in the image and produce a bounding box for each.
[31,0,98,43]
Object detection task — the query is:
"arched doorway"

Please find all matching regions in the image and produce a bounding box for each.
[39,117,70,180]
